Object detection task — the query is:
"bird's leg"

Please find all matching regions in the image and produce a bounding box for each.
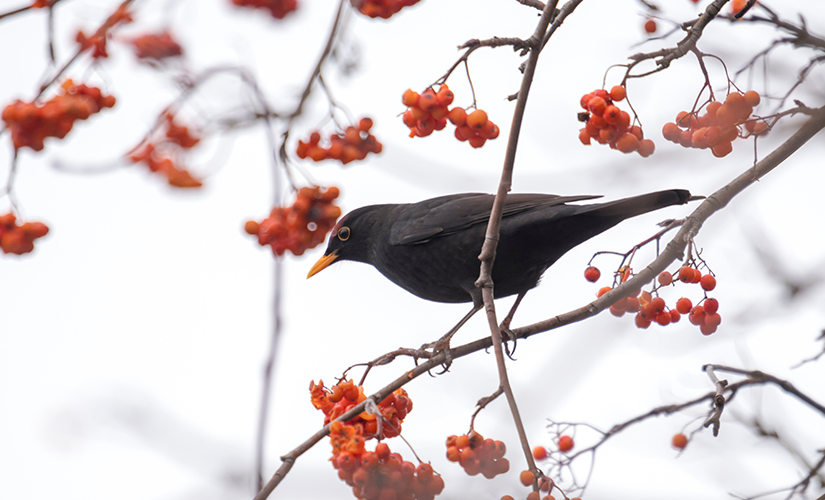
[421,304,481,369]
[499,292,526,357]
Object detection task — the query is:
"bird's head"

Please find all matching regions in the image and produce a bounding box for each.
[306,205,386,278]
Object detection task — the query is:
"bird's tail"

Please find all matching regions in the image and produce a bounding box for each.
[586,189,697,218]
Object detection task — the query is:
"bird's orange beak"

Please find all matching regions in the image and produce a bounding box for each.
[307,251,338,278]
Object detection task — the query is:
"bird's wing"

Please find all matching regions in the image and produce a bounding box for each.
[389,193,603,245]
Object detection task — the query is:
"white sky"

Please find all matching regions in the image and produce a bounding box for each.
[1,1,824,500]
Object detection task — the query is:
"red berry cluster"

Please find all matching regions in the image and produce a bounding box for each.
[445,431,509,478]
[586,259,722,335]
[0,213,49,255]
[310,379,412,439]
[661,90,765,157]
[589,263,722,335]
[331,429,445,500]
[130,32,183,61]
[401,85,500,148]
[245,186,341,256]
[127,113,203,188]
[230,0,297,19]
[2,80,116,151]
[74,4,134,59]
[578,86,655,157]
[351,0,421,18]
[296,118,382,165]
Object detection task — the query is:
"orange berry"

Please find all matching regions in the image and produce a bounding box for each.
[584,266,601,282]
[650,297,666,314]
[635,312,652,329]
[436,86,454,106]
[532,446,547,460]
[658,271,673,286]
[676,297,692,314]
[468,136,486,148]
[617,110,631,130]
[610,85,627,102]
[519,469,535,487]
[743,90,761,107]
[662,122,682,142]
[466,110,489,130]
[689,305,705,326]
[678,266,695,283]
[644,19,657,33]
[715,104,736,128]
[578,128,592,145]
[725,91,745,109]
[616,132,639,153]
[711,140,734,158]
[358,117,373,131]
[705,312,722,328]
[602,105,622,125]
[557,435,574,452]
[597,286,612,298]
[703,298,719,315]
[700,274,716,291]
[655,311,672,326]
[669,309,681,323]
[418,91,437,112]
[672,433,688,449]
[375,442,390,460]
[700,322,718,335]
[527,492,540,500]
[638,139,655,157]
[588,96,607,116]
[244,220,260,235]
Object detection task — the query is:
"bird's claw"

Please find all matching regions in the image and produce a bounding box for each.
[420,336,454,373]
[498,323,518,359]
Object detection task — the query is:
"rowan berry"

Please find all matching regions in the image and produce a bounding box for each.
[557,435,574,452]
[635,312,652,329]
[672,433,688,449]
[700,274,716,291]
[532,446,547,460]
[466,110,489,130]
[616,132,640,153]
[584,266,601,282]
[519,470,534,486]
[638,139,655,158]
[658,271,673,286]
[676,297,692,315]
[743,90,761,107]
[644,19,657,33]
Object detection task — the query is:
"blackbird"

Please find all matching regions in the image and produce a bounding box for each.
[308,189,694,336]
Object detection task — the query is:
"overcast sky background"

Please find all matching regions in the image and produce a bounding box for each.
[1,1,824,499]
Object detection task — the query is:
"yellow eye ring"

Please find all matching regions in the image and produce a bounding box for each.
[337,226,351,241]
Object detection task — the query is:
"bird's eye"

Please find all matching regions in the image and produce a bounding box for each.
[337,226,350,241]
